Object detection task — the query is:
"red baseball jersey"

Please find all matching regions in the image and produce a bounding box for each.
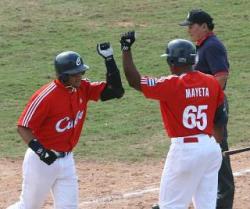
[18,79,106,152]
[141,71,224,137]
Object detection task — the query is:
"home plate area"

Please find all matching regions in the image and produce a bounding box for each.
[1,150,249,209]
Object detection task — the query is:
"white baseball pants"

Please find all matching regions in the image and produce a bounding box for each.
[159,134,222,209]
[7,148,78,209]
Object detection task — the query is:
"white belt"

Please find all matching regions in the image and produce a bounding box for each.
[171,134,211,144]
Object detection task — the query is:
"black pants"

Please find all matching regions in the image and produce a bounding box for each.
[216,98,235,209]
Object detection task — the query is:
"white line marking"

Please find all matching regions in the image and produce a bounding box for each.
[79,168,250,206]
[123,187,159,198]
[1,168,249,203]
[233,168,250,177]
[79,185,159,206]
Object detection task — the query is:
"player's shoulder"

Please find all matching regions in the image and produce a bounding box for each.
[34,81,57,95]
[80,78,105,87]
[80,78,91,84]
[141,75,178,85]
[81,78,104,84]
[30,81,57,101]
[158,75,179,82]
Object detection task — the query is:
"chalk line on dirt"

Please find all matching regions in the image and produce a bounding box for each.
[1,168,249,204]
[233,169,250,177]
[79,168,250,206]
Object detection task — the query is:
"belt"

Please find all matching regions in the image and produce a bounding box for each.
[53,151,71,158]
[171,136,199,143]
[183,137,198,143]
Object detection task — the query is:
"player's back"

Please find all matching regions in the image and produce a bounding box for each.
[159,70,224,137]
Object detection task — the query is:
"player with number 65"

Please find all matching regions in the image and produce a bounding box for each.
[120,31,226,209]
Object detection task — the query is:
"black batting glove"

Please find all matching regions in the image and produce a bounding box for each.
[120,31,136,51]
[28,139,57,165]
[97,42,114,61]
[39,149,57,165]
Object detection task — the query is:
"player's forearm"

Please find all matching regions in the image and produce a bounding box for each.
[17,126,36,144]
[100,58,125,101]
[105,58,123,89]
[214,74,228,89]
[212,124,224,143]
[213,103,227,143]
[122,51,141,91]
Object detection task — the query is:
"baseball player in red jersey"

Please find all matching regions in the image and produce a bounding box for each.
[179,10,234,209]
[120,32,226,209]
[7,42,124,209]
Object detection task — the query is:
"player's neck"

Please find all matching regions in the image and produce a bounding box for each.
[171,66,194,75]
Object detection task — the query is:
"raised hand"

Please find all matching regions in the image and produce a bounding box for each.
[120,31,136,51]
[97,42,114,61]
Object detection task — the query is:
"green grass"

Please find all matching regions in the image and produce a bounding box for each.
[0,0,249,161]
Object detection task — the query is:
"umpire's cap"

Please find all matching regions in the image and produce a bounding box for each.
[179,9,214,30]
[54,51,89,76]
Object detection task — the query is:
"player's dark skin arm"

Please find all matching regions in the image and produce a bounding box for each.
[17,126,36,144]
[213,103,227,143]
[122,50,141,91]
[215,74,228,90]
[213,125,224,143]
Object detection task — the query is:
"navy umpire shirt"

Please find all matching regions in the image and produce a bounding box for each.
[194,32,229,83]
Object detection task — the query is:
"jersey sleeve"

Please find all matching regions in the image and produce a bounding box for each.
[205,44,229,75]
[82,79,106,101]
[140,76,175,101]
[17,87,51,130]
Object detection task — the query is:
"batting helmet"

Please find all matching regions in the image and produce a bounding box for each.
[54,51,89,76]
[161,39,196,67]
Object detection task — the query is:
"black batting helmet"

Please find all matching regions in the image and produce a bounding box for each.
[54,51,89,76]
[161,39,196,67]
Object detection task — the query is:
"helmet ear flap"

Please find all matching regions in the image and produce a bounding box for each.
[190,54,196,65]
[59,74,69,83]
[167,56,175,66]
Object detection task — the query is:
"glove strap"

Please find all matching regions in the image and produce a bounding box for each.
[28,139,45,157]
[105,55,114,61]
[121,45,130,51]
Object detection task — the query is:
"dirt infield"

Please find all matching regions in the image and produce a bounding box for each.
[1,151,249,209]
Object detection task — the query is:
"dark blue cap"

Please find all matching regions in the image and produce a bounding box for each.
[179,9,213,26]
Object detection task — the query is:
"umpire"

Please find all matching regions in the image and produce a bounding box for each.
[179,9,235,209]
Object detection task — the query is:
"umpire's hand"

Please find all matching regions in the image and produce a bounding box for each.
[120,31,136,51]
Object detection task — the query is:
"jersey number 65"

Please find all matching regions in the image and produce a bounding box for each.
[182,105,208,130]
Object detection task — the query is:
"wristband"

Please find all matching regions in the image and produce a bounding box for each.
[105,58,119,74]
[105,55,114,61]
[28,139,44,156]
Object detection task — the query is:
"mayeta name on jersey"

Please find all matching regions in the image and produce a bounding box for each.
[185,87,209,99]
[55,110,84,133]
